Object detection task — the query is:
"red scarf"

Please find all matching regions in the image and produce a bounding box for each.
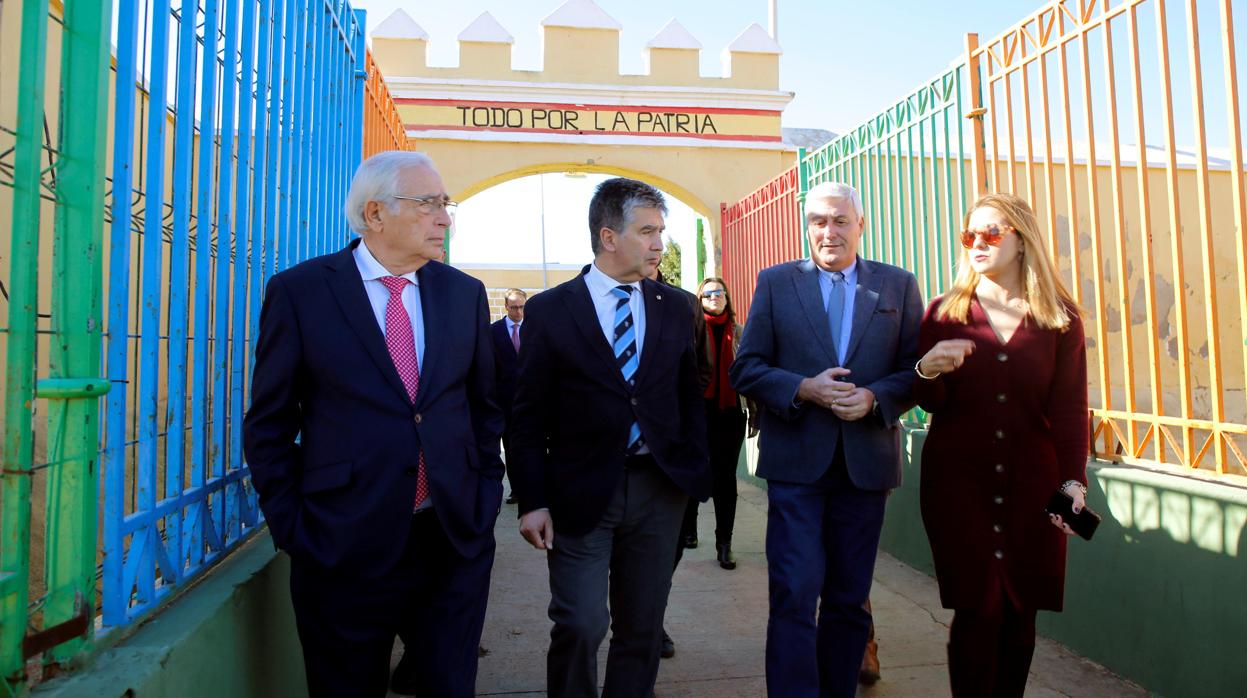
[704,312,737,409]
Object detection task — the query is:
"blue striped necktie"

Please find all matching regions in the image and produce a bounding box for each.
[611,285,645,454]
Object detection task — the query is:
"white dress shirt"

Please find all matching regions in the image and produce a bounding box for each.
[583,262,646,361]
[354,239,425,367]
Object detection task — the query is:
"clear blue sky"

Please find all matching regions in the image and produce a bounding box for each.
[352,0,1245,282]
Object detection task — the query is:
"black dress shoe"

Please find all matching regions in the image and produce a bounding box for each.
[505,493,517,504]
[390,651,418,695]
[681,534,698,549]
[660,629,676,659]
[716,543,737,570]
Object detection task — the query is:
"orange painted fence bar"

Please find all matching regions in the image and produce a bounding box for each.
[363,49,409,156]
[721,0,1247,480]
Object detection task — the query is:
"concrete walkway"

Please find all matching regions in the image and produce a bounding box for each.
[392,479,1144,697]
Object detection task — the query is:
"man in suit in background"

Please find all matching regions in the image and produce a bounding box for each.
[509,177,710,698]
[730,181,922,697]
[243,151,504,698]
[491,288,527,504]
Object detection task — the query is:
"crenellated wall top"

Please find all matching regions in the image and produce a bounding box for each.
[370,1,785,92]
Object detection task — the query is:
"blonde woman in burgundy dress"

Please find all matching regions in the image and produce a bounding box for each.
[914,193,1089,697]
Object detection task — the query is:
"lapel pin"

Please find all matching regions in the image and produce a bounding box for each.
[656,294,662,300]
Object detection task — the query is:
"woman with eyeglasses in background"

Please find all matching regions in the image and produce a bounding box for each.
[913,193,1089,697]
[680,277,748,570]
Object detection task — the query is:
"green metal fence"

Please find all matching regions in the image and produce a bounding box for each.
[1,0,113,691]
[802,61,973,306]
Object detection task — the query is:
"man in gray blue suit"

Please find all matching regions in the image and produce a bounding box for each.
[729,181,922,698]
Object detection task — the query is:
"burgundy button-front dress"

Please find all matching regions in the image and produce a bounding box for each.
[915,295,1089,612]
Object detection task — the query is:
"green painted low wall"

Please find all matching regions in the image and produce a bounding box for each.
[35,532,305,698]
[882,428,1247,698]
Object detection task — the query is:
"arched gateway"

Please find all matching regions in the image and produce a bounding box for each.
[370,0,796,273]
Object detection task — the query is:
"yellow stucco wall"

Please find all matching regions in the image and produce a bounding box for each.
[832,151,1247,436]
[373,14,795,278]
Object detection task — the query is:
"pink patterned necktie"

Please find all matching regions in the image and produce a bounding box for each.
[379,276,428,508]
[510,322,521,353]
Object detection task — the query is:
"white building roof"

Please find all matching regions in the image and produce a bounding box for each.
[373,9,429,40]
[646,19,702,50]
[459,12,514,44]
[541,0,623,31]
[726,23,782,54]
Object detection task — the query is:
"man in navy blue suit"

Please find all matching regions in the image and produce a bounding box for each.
[509,178,710,697]
[730,181,922,697]
[490,288,526,504]
[243,151,504,698]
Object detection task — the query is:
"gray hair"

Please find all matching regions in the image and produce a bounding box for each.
[588,178,668,256]
[344,151,437,234]
[804,181,864,219]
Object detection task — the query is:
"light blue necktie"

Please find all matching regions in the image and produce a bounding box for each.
[828,271,845,363]
[611,286,645,454]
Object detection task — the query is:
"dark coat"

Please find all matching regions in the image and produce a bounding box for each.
[508,274,711,537]
[243,240,505,575]
[729,257,923,489]
[490,318,520,414]
[915,295,1088,611]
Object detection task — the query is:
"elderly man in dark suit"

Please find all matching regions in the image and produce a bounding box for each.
[730,181,922,698]
[509,177,710,698]
[243,151,503,698]
[490,288,526,504]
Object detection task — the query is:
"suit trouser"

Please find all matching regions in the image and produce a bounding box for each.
[546,460,687,698]
[288,510,495,698]
[765,448,887,698]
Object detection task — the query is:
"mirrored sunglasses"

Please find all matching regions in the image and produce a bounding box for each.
[959,223,1015,249]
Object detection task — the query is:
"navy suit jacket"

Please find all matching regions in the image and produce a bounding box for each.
[729,257,922,490]
[490,318,519,414]
[508,274,711,537]
[243,239,504,575]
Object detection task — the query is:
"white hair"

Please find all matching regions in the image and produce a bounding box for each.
[804,181,864,219]
[343,151,437,234]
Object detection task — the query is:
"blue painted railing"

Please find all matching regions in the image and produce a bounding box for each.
[101,0,367,629]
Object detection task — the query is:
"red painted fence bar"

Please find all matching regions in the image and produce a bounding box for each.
[720,165,803,321]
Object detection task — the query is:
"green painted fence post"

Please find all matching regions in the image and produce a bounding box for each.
[796,147,810,257]
[695,219,706,284]
[41,0,114,670]
[2,0,51,692]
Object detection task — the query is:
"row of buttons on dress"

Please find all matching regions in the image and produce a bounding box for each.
[991,351,1009,562]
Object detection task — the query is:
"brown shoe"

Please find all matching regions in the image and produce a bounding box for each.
[858,639,881,685]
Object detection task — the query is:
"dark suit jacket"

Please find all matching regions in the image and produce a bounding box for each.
[508,274,711,537]
[243,239,505,576]
[729,257,922,490]
[490,318,520,414]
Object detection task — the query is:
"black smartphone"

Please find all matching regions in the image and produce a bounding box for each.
[1044,490,1101,541]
